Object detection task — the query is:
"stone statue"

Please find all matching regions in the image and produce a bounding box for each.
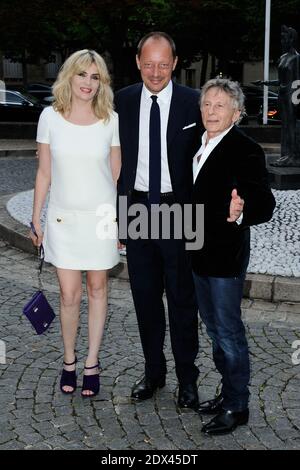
[257,25,300,167]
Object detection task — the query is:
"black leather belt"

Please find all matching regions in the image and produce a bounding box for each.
[132,189,174,198]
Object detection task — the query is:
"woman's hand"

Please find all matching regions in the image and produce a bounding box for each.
[118,240,125,250]
[29,222,43,247]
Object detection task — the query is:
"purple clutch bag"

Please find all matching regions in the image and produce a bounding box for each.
[23,290,55,335]
[23,222,55,335]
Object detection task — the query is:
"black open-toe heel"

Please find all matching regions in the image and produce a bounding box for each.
[81,362,100,398]
[60,357,77,394]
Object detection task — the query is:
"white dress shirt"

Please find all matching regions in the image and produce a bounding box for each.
[134,81,173,192]
[193,125,234,182]
[193,125,243,224]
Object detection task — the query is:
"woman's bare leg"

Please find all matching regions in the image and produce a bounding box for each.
[82,270,108,396]
[56,268,82,392]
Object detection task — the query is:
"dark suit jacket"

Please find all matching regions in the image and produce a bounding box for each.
[115,81,202,208]
[191,125,276,277]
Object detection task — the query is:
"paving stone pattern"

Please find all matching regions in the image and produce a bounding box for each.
[0,157,37,196]
[0,239,299,450]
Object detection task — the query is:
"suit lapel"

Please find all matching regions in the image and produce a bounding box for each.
[194,127,236,185]
[167,82,186,149]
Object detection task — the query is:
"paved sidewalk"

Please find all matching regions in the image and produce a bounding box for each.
[0,143,299,450]
[0,239,300,450]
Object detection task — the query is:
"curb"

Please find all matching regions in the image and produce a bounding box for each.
[261,144,280,155]
[0,140,37,158]
[0,193,299,303]
[0,149,36,158]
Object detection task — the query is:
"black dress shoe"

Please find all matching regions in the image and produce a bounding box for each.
[131,376,166,400]
[178,383,199,411]
[198,394,224,415]
[201,409,249,435]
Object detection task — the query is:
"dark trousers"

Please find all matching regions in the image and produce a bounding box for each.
[192,268,250,411]
[126,194,199,385]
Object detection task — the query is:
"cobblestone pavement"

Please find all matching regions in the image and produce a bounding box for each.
[0,239,300,450]
[0,157,37,196]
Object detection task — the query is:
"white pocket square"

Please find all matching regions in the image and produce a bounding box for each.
[182,123,196,130]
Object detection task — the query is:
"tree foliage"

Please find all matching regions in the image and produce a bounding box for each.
[1,0,300,87]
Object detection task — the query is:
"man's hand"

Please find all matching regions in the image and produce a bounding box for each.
[227,189,244,222]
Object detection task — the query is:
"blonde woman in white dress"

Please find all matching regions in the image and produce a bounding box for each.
[30,50,121,397]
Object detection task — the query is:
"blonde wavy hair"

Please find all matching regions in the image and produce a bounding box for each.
[52,49,113,122]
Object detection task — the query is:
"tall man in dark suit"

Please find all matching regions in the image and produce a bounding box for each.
[115,32,202,410]
[115,33,244,410]
[191,79,276,434]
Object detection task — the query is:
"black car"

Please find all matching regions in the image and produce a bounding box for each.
[0,89,45,122]
[241,85,278,119]
[25,82,53,102]
[257,98,281,124]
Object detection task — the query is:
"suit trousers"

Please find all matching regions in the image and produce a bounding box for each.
[126,193,199,385]
[192,266,250,411]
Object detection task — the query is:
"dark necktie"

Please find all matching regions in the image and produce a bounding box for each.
[149,95,161,205]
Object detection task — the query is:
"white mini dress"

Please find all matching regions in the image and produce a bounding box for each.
[37,106,120,270]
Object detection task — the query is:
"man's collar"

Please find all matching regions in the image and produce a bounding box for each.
[142,80,173,103]
[202,125,234,146]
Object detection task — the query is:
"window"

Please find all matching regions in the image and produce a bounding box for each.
[2,91,25,105]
